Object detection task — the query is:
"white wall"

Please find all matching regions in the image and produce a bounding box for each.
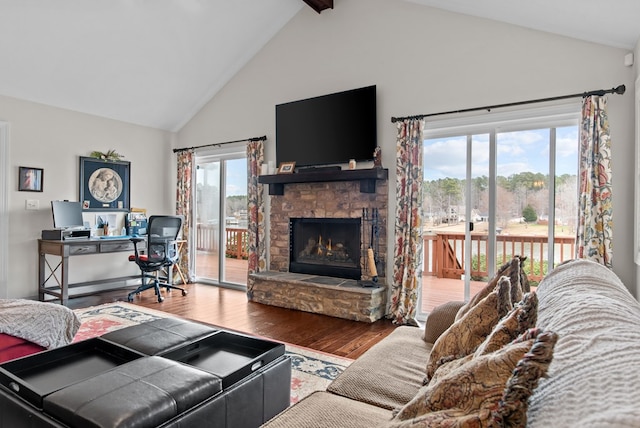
[635,40,640,299]
[0,95,175,299]
[179,0,637,296]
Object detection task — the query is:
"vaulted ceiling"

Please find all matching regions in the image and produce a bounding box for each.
[0,0,637,132]
[407,0,640,50]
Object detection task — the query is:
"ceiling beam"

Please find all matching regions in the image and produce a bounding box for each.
[303,0,333,14]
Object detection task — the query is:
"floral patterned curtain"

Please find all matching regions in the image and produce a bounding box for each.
[576,96,613,268]
[389,118,424,326]
[175,149,194,283]
[246,140,266,296]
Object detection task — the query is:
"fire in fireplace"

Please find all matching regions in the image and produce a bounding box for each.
[289,218,361,279]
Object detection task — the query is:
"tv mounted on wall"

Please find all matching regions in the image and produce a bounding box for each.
[275,85,377,169]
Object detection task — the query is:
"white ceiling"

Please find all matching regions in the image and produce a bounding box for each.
[0,0,304,131]
[407,0,640,50]
[0,0,638,132]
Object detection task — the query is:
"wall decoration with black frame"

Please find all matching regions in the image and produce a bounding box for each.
[79,156,130,211]
[18,166,43,192]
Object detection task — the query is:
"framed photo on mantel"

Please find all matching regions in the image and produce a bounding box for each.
[278,161,296,174]
[79,156,130,211]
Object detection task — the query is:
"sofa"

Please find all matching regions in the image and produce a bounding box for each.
[0,299,80,363]
[264,258,640,427]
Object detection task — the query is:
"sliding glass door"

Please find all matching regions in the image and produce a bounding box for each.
[195,151,248,288]
[418,106,579,319]
[421,134,488,314]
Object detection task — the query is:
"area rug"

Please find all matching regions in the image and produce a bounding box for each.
[73,302,352,404]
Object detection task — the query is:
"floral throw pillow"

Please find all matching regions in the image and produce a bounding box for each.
[474,292,538,357]
[492,329,558,427]
[455,256,529,322]
[427,292,538,388]
[392,329,558,427]
[424,276,512,383]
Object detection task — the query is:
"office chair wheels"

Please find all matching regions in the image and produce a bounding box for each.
[157,295,164,303]
[181,290,187,296]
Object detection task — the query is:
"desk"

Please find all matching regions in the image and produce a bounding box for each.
[38,238,146,305]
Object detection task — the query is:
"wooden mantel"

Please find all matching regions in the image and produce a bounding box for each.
[258,168,388,195]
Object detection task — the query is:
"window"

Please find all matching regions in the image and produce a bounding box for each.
[419,103,579,318]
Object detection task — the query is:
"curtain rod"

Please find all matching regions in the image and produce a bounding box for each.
[173,135,267,153]
[390,84,626,123]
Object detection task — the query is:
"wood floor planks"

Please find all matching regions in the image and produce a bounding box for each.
[67,282,398,359]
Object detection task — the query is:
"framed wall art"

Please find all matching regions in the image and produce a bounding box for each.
[18,166,43,192]
[79,156,130,211]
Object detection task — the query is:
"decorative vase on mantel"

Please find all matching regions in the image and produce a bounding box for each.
[373,146,383,169]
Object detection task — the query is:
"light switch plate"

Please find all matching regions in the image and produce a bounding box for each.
[25,199,39,210]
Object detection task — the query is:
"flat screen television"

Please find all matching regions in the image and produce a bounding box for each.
[275,85,377,168]
[51,200,85,229]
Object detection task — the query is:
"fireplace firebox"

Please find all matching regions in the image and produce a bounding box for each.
[289,218,361,279]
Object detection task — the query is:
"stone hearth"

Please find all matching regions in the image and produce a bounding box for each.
[248,271,386,322]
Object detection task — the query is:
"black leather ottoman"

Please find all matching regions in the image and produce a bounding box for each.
[43,356,221,428]
[100,318,216,355]
[0,319,291,427]
[102,319,292,427]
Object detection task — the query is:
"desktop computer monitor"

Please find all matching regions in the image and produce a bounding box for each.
[51,200,84,229]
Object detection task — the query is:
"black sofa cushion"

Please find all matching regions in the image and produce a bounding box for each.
[43,356,222,428]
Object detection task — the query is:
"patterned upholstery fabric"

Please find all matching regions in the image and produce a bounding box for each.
[427,354,472,386]
[474,292,538,356]
[427,292,538,388]
[391,329,557,427]
[495,330,558,427]
[455,256,528,321]
[424,277,512,383]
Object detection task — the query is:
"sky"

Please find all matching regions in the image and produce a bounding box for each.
[197,157,247,197]
[220,126,579,192]
[225,158,247,196]
[423,126,578,181]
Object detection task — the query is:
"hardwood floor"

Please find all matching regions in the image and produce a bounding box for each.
[66,283,398,359]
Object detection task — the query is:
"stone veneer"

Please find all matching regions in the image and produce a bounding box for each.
[247,177,389,322]
[248,272,386,322]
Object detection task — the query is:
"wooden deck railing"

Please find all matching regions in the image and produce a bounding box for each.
[225,227,249,259]
[196,223,248,259]
[196,223,219,252]
[423,232,575,282]
[197,224,575,276]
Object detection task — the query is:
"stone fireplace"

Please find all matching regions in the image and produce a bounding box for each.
[289,217,361,279]
[248,171,389,322]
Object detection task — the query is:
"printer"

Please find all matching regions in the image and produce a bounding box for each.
[42,228,91,240]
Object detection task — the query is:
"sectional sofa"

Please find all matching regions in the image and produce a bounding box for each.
[264,258,640,427]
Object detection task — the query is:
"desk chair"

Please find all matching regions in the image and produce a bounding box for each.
[127,215,187,303]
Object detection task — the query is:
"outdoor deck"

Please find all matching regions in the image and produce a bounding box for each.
[194,252,485,314]
[194,223,570,314]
